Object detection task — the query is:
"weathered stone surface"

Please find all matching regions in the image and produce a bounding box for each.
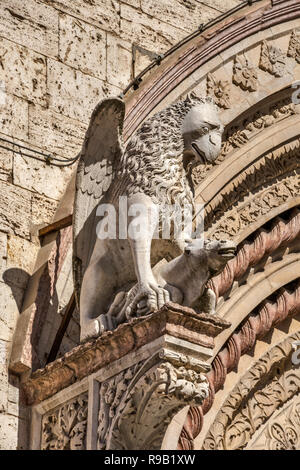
[31,194,58,229]
[0,413,18,450]
[107,35,132,88]
[140,0,222,32]
[0,0,59,57]
[13,155,73,201]
[47,59,121,122]
[0,282,24,337]
[0,37,47,106]
[0,146,13,183]
[0,94,28,141]
[0,182,31,239]
[29,104,87,159]
[120,4,188,51]
[122,0,140,7]
[6,235,39,289]
[59,14,106,80]
[200,0,240,12]
[43,0,120,34]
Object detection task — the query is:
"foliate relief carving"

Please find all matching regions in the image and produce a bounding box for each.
[41,394,88,450]
[97,351,209,450]
[248,399,300,450]
[233,54,258,92]
[204,139,300,236]
[259,40,287,77]
[207,73,230,109]
[208,173,299,240]
[220,100,296,159]
[202,333,300,450]
[288,30,300,64]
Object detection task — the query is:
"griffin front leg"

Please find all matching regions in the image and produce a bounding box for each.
[122,193,170,318]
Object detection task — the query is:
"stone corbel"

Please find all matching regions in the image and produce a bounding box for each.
[98,348,210,450]
[23,303,230,450]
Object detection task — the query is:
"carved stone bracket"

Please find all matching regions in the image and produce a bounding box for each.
[25,303,230,450]
[98,349,210,450]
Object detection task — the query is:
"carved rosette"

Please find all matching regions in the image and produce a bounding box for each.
[207,73,230,109]
[97,350,210,450]
[259,40,287,77]
[288,30,300,64]
[41,394,88,450]
[233,54,258,92]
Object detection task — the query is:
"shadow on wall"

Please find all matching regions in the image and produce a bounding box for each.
[2,268,30,311]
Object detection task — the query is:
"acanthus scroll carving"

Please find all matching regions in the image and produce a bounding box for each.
[97,351,209,450]
[41,394,88,450]
[251,400,300,450]
[204,139,300,238]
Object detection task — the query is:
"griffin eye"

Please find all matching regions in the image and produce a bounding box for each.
[203,126,209,134]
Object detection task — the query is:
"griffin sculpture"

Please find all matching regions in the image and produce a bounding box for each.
[73,94,227,341]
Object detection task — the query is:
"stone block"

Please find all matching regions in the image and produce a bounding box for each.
[31,194,58,229]
[43,0,120,34]
[0,181,31,239]
[6,235,39,288]
[0,147,12,183]
[107,34,132,89]
[0,0,59,58]
[133,45,156,76]
[0,282,24,332]
[0,37,47,106]
[140,0,222,32]
[29,104,87,159]
[0,388,7,412]
[47,59,121,122]
[120,4,188,52]
[0,413,18,450]
[121,0,140,7]
[0,94,28,141]
[59,14,106,80]
[13,154,73,201]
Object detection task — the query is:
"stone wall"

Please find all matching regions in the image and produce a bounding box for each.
[0,0,243,449]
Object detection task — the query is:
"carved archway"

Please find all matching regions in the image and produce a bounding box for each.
[202,329,300,450]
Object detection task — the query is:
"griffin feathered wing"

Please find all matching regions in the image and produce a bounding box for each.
[73,98,125,304]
